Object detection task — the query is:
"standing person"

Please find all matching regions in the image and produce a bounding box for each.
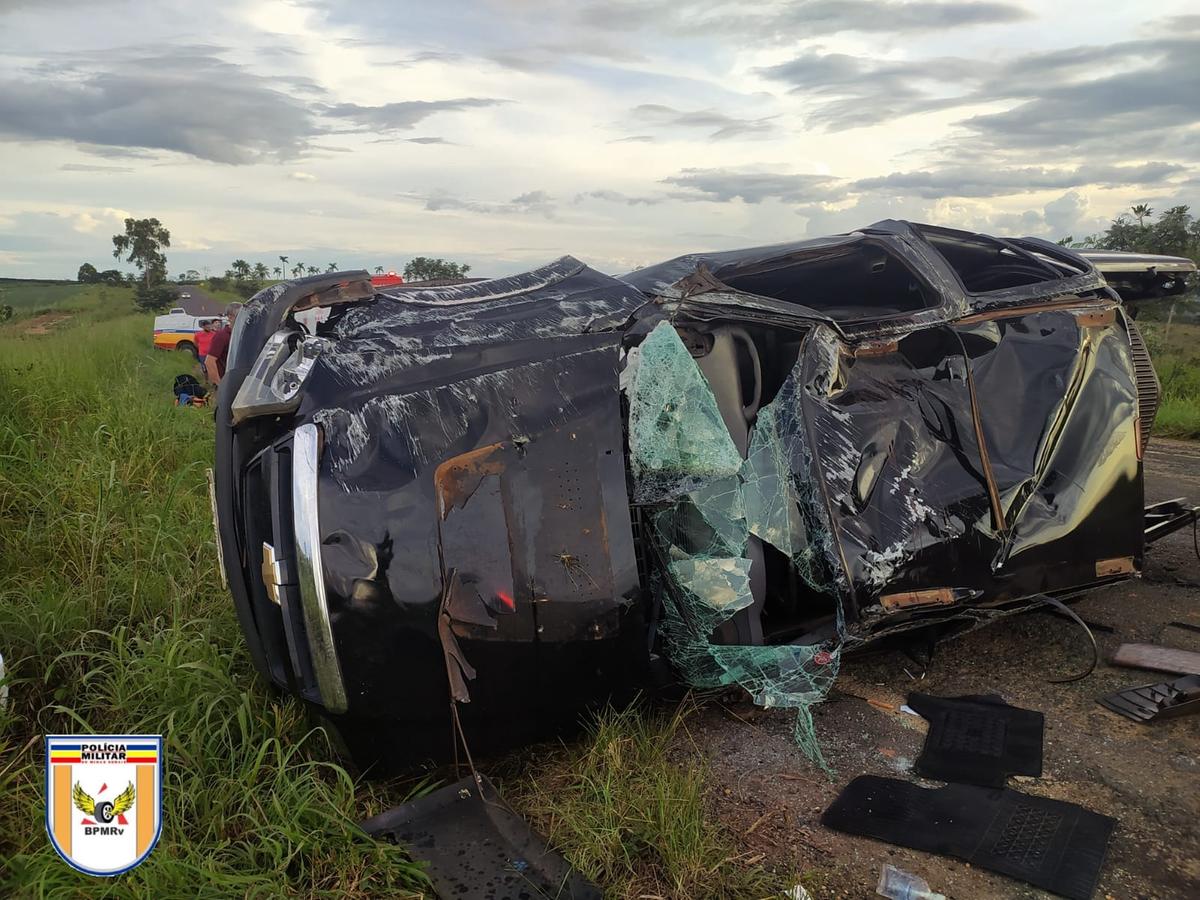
[205,302,242,388]
[195,320,216,381]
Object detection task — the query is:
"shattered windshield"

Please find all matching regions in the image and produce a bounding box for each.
[627,321,843,768]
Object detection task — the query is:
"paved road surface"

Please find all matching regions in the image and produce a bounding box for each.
[175,285,226,317]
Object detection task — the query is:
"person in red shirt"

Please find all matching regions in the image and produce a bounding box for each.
[195,319,216,377]
[205,302,242,387]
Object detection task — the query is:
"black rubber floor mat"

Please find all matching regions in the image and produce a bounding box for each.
[822,775,1115,900]
[1097,673,1200,722]
[908,692,1043,787]
[361,774,601,899]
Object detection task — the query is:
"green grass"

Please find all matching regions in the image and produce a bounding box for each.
[1155,395,1200,438]
[509,704,787,900]
[0,289,779,898]
[1140,319,1200,439]
[0,281,90,316]
[198,281,246,305]
[0,296,427,897]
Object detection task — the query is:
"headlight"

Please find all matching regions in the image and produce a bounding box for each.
[231,329,323,424]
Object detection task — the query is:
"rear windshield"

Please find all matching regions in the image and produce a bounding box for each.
[715,242,936,321]
[917,226,1064,293]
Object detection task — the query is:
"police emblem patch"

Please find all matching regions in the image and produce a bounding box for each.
[46,734,163,875]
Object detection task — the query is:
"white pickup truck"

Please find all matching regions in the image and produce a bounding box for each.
[152,310,225,354]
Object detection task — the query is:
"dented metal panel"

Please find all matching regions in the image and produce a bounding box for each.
[794,302,1144,636]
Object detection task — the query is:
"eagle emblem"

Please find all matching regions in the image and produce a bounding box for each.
[72,781,135,824]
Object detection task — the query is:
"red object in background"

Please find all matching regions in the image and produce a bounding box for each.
[371,272,404,287]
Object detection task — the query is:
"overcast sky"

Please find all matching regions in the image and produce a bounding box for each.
[1,0,1198,279]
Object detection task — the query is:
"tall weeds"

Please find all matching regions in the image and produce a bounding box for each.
[0,306,426,896]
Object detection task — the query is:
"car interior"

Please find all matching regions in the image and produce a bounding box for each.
[713,241,937,320]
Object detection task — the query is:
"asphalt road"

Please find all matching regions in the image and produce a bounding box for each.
[175,285,226,317]
[688,437,1200,899]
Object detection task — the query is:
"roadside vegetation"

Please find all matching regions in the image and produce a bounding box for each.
[0,290,781,898]
[1141,317,1200,439]
[510,703,788,899]
[0,280,90,317]
[0,296,427,896]
[1062,204,1200,439]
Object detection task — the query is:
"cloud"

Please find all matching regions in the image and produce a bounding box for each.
[629,104,776,140]
[486,36,646,71]
[82,145,160,160]
[0,50,318,163]
[756,51,976,130]
[509,190,556,216]
[759,30,1200,166]
[289,171,317,181]
[319,97,507,132]
[853,162,1187,199]
[575,189,663,205]
[609,135,655,143]
[662,167,843,204]
[1042,191,1091,237]
[59,163,133,173]
[410,188,556,217]
[71,211,112,233]
[351,48,464,65]
[405,136,454,145]
[0,49,506,163]
[576,0,1028,39]
[957,37,1200,157]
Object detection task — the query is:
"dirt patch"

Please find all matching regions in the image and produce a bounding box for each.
[19,312,73,335]
[689,438,1200,899]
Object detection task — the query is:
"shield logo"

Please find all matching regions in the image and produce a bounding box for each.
[46,734,163,876]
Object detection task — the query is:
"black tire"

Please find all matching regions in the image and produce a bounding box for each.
[175,340,197,358]
[94,800,115,824]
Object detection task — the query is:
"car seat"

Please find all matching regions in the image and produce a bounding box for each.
[693,326,766,645]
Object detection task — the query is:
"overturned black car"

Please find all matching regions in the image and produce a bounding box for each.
[213,221,1196,764]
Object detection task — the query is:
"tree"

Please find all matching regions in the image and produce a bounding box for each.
[1148,205,1195,258]
[112,217,170,289]
[326,262,338,272]
[1131,204,1154,227]
[134,283,177,312]
[1095,205,1200,261]
[374,265,384,274]
[292,262,305,278]
[229,259,252,281]
[77,262,99,283]
[403,256,471,281]
[306,265,319,276]
[182,269,201,282]
[1095,214,1143,252]
[273,266,282,277]
[279,255,289,272]
[253,262,270,281]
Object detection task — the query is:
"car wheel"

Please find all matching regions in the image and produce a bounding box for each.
[175,340,197,358]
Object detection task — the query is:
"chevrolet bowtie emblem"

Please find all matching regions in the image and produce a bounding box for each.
[261,542,284,606]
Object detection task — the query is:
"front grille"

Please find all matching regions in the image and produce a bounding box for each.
[629,503,653,591]
[241,454,292,688]
[1126,318,1159,455]
[242,442,319,700]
